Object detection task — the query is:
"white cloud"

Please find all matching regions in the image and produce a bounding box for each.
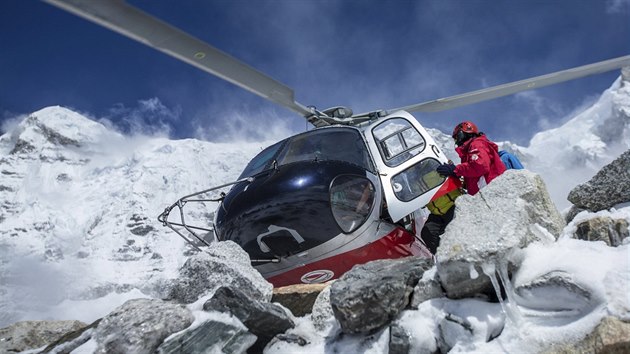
[192,107,298,143]
[606,0,630,14]
[0,112,26,135]
[104,98,181,137]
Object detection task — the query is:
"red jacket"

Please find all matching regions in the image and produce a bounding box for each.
[454,134,506,195]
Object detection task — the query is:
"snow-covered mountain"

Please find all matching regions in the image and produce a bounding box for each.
[0,70,629,335]
[0,107,274,326]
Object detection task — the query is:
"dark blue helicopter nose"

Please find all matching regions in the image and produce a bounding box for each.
[214,160,375,262]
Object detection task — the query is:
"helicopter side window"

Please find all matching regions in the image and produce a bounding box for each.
[238,140,286,178]
[391,158,444,202]
[372,118,426,167]
[277,128,373,171]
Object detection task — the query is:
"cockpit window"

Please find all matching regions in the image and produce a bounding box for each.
[372,118,426,167]
[277,128,373,171]
[238,140,286,178]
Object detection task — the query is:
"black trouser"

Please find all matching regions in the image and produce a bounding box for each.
[420,206,455,254]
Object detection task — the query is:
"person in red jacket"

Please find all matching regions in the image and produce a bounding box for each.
[420,121,506,255]
[436,121,506,195]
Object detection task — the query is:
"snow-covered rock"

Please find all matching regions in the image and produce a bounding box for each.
[166,241,273,304]
[94,298,193,354]
[330,256,433,334]
[437,169,564,299]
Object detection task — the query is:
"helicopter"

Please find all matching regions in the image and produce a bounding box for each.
[45,0,630,287]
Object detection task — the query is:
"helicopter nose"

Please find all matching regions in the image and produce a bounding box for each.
[215,160,375,261]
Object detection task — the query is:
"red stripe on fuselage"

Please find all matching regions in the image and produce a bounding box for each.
[266,227,432,287]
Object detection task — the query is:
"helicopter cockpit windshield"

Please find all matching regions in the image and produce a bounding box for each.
[278,128,373,170]
[240,128,374,179]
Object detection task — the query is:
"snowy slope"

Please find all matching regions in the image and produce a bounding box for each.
[0,106,275,326]
[506,72,630,210]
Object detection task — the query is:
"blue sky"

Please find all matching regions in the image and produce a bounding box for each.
[1,0,629,145]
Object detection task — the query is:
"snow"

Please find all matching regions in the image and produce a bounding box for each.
[1,74,630,352]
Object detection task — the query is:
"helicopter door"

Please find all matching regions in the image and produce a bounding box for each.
[364,111,449,222]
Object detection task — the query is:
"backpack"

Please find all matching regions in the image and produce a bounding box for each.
[498,150,524,170]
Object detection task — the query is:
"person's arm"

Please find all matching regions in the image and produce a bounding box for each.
[454,142,491,178]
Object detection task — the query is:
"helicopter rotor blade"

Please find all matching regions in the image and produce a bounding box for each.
[44,0,321,123]
[385,55,630,115]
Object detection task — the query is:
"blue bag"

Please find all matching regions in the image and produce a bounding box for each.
[498,150,524,169]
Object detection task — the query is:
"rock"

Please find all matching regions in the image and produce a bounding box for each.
[272,282,330,317]
[567,149,630,211]
[389,324,412,354]
[310,285,336,332]
[515,271,595,317]
[157,319,256,354]
[330,256,433,334]
[0,320,86,353]
[438,314,473,353]
[410,267,444,308]
[94,298,193,354]
[574,217,629,246]
[269,333,310,347]
[166,241,273,304]
[40,319,100,354]
[203,286,294,352]
[544,316,630,353]
[565,205,587,224]
[437,170,564,299]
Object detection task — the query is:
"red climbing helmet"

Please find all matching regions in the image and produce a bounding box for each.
[452,121,478,138]
[452,121,479,146]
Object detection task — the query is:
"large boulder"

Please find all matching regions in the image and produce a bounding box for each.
[166,241,273,304]
[437,170,565,299]
[93,298,193,354]
[0,320,86,353]
[567,149,630,211]
[330,257,433,334]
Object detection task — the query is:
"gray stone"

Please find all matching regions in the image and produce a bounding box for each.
[565,205,587,224]
[389,324,411,354]
[157,319,256,354]
[310,285,336,332]
[437,170,564,299]
[515,270,595,317]
[40,319,100,354]
[410,267,444,308]
[568,149,630,211]
[543,316,630,353]
[271,282,329,317]
[94,298,194,354]
[0,320,86,353]
[574,217,629,246]
[166,241,273,304]
[203,286,294,352]
[330,256,433,334]
[438,314,474,353]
